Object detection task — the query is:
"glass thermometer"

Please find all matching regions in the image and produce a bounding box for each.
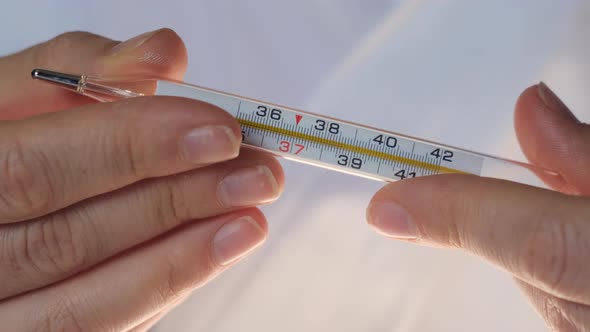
[31,68,559,187]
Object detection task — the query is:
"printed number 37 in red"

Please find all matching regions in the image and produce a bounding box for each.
[279,141,305,155]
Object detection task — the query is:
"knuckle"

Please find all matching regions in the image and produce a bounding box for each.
[156,245,220,304]
[0,227,26,281]
[0,138,59,220]
[149,178,189,230]
[53,31,97,43]
[38,296,86,332]
[109,121,148,179]
[541,297,577,332]
[35,31,97,69]
[154,253,190,304]
[442,192,467,248]
[22,211,92,277]
[441,183,477,248]
[519,218,577,292]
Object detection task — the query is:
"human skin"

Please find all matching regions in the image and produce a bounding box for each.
[0,29,284,331]
[2,27,587,332]
[367,83,590,331]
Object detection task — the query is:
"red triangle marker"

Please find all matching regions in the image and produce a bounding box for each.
[295,114,303,125]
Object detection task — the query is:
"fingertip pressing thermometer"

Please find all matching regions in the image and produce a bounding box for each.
[31,68,559,187]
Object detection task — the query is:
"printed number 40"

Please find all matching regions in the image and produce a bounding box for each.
[279,141,305,154]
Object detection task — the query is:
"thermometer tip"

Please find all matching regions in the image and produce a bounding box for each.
[30,68,82,91]
[31,68,40,78]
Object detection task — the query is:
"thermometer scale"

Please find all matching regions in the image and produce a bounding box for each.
[31,68,559,186]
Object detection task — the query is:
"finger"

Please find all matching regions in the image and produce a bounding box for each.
[367,175,590,304]
[128,311,171,332]
[0,209,268,332]
[0,96,242,223]
[0,148,283,299]
[515,83,590,195]
[0,28,187,119]
[127,294,189,332]
[514,279,590,332]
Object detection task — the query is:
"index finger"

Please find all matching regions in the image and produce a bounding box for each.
[0,28,187,120]
[0,96,241,223]
[515,83,590,195]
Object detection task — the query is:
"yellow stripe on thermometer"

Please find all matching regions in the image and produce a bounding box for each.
[31,68,560,187]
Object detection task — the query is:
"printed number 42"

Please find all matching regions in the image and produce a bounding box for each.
[430,148,454,162]
[279,141,305,154]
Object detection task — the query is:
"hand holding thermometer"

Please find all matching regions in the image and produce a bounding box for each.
[31,68,559,187]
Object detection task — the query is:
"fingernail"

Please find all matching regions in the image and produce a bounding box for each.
[180,126,239,164]
[111,29,160,54]
[537,82,580,123]
[367,202,417,239]
[218,166,280,207]
[212,216,266,266]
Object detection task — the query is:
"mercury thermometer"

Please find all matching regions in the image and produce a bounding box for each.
[31,68,559,187]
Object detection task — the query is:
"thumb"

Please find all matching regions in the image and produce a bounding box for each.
[0,28,187,119]
[367,175,590,304]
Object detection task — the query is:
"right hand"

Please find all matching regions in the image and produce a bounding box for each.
[366,84,590,331]
[0,29,284,331]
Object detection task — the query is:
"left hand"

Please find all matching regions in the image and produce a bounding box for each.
[0,29,284,332]
[366,83,590,331]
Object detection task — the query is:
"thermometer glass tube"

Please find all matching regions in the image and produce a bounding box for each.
[31,68,560,188]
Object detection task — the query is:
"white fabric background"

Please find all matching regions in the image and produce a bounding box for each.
[1,1,589,331]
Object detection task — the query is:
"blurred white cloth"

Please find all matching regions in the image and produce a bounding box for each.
[2,1,589,331]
